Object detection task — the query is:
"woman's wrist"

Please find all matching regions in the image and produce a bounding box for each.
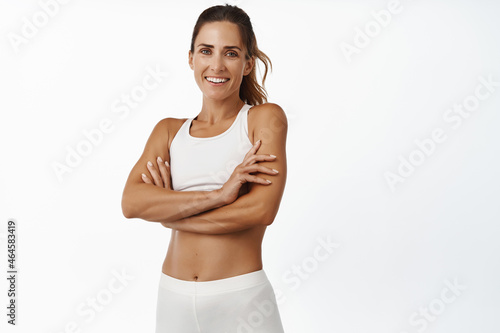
[210,188,229,207]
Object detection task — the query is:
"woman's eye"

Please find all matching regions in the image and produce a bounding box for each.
[201,49,211,55]
[227,51,238,57]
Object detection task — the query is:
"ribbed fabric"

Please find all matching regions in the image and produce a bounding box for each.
[155,270,285,333]
[169,103,254,192]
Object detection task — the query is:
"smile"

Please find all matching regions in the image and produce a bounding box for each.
[205,76,230,84]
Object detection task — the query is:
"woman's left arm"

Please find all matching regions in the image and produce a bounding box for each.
[158,104,288,235]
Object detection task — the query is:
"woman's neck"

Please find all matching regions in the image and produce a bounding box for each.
[197,96,245,124]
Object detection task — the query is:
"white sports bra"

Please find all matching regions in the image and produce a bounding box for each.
[169,103,254,192]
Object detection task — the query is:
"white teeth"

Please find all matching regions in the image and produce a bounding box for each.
[206,77,229,83]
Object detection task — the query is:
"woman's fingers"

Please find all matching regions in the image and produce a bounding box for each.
[243,139,261,161]
[147,160,163,186]
[241,140,276,167]
[244,174,273,185]
[157,157,171,189]
[217,140,277,205]
[143,157,171,188]
[234,164,278,185]
[141,173,153,184]
[250,153,277,164]
[243,164,279,176]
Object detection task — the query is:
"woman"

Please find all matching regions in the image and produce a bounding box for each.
[121,4,287,332]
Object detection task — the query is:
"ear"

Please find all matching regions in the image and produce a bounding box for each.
[188,50,194,70]
[243,56,255,76]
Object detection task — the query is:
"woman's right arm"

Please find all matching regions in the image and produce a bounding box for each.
[121,118,226,223]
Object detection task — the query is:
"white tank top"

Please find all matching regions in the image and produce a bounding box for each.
[169,103,254,191]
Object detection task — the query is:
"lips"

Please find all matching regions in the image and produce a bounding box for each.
[205,76,230,84]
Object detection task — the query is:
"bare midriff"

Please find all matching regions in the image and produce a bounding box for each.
[162,225,266,281]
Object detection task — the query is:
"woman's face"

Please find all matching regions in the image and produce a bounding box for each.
[189,21,254,102]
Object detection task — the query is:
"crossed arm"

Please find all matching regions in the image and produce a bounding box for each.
[158,182,277,234]
[121,103,288,235]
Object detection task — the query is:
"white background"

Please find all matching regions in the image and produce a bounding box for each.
[1,0,499,332]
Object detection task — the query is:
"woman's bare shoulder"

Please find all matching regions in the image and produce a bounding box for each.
[153,117,189,136]
[248,103,288,127]
[250,102,284,111]
[156,117,189,150]
[156,116,189,128]
[143,117,189,150]
[247,103,287,144]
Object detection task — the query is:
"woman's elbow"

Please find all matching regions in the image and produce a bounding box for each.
[121,192,138,219]
[261,214,276,226]
[121,204,135,220]
[252,198,279,226]
[260,207,279,226]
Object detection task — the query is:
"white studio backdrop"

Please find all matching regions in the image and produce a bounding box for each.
[1,0,499,332]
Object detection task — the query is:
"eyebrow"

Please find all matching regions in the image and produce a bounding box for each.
[197,43,242,51]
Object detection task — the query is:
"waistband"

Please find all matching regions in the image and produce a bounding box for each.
[159,269,269,295]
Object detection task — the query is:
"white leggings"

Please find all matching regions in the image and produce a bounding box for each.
[155,269,285,333]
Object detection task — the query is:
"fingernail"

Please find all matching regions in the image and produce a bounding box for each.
[266,179,272,183]
[157,156,163,163]
[255,139,261,145]
[165,161,169,167]
[272,169,279,173]
[147,161,153,167]
[141,173,147,178]
[270,154,276,158]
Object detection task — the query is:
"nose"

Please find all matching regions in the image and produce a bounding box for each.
[210,53,225,72]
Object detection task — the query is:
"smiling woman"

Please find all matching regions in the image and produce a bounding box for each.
[120,4,286,333]
[189,8,272,106]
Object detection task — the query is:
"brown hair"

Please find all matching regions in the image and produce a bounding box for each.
[190,4,272,105]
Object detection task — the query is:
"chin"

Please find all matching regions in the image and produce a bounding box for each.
[203,93,231,101]
[201,88,234,100]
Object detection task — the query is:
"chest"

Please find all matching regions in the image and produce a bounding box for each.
[170,135,253,191]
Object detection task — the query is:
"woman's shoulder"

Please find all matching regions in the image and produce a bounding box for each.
[154,117,189,132]
[146,117,189,146]
[156,116,189,126]
[249,102,288,127]
[250,102,284,113]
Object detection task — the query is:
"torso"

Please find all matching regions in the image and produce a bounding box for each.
[162,105,265,281]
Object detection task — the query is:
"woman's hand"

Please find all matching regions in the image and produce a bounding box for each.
[141,156,172,189]
[217,139,278,205]
[141,157,172,229]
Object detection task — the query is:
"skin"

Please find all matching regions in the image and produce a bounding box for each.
[121,21,288,281]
